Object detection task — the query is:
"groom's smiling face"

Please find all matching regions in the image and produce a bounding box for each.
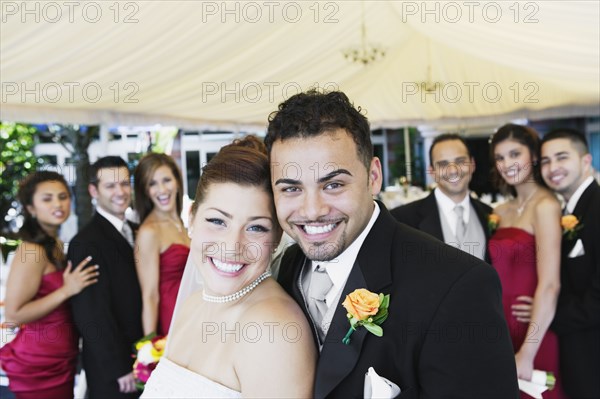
[270,129,382,262]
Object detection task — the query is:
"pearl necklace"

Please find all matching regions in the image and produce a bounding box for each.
[516,188,538,216]
[202,271,272,303]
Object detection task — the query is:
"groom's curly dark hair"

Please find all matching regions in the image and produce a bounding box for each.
[265,89,374,169]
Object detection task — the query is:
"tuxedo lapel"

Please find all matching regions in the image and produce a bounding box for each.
[562,230,578,255]
[315,202,395,398]
[418,193,444,241]
[563,181,598,254]
[315,264,368,399]
[94,213,135,257]
[471,198,492,262]
[471,199,491,241]
[571,181,597,223]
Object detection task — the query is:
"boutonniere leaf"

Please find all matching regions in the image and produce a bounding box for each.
[488,213,500,235]
[561,215,583,240]
[341,289,390,345]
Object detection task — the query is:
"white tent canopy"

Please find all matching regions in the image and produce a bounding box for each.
[1,1,599,130]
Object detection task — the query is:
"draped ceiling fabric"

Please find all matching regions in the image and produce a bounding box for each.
[1,1,599,131]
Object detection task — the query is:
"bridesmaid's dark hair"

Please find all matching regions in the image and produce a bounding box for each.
[190,135,276,224]
[489,123,544,197]
[134,153,184,224]
[17,171,71,269]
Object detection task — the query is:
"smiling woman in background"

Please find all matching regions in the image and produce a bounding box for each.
[488,124,565,399]
[0,171,98,399]
[134,153,190,336]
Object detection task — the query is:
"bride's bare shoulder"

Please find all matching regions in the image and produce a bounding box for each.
[234,279,316,398]
[241,279,308,325]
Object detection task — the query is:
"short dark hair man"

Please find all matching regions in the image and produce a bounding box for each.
[541,128,600,398]
[266,90,518,398]
[391,133,493,261]
[68,156,143,398]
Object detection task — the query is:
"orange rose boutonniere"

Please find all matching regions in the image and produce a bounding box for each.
[488,213,500,235]
[341,289,390,345]
[561,214,583,240]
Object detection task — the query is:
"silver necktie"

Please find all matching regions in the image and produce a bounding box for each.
[308,264,333,340]
[121,222,134,247]
[454,205,466,241]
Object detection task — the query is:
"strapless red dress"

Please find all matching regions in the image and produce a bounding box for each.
[158,243,189,335]
[0,271,78,399]
[489,227,565,399]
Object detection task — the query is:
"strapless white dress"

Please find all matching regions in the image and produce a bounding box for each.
[141,357,242,398]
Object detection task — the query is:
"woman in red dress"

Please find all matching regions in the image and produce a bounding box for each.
[134,154,190,336]
[0,171,98,399]
[489,124,566,398]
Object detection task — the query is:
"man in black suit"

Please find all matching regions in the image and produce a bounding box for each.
[540,128,600,398]
[266,90,518,398]
[68,156,142,398]
[391,134,492,262]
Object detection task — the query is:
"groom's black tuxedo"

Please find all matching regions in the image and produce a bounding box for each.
[68,213,143,398]
[551,180,600,398]
[390,190,493,263]
[279,203,518,398]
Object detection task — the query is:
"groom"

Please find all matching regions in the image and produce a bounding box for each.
[266,90,518,398]
[540,128,600,398]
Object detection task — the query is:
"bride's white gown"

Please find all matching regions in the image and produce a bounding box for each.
[141,357,242,398]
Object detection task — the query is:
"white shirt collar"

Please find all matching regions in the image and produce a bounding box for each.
[434,188,471,226]
[95,205,126,232]
[565,176,594,214]
[313,201,380,304]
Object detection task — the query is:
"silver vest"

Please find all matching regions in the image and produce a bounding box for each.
[440,203,486,260]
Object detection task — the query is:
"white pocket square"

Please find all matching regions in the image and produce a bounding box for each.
[364,367,401,398]
[568,239,585,258]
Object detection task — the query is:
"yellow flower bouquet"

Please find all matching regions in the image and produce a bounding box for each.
[132,333,167,390]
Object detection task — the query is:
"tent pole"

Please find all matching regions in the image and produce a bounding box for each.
[403,126,412,183]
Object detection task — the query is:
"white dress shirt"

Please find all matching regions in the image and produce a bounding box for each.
[434,189,471,237]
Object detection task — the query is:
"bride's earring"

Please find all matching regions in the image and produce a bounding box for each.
[187,228,193,238]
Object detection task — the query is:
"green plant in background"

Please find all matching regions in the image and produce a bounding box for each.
[0,122,40,260]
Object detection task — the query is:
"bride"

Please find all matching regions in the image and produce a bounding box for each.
[141,136,316,398]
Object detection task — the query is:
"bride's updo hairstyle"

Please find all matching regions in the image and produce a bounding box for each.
[190,135,277,224]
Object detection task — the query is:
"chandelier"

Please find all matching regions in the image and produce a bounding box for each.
[343,3,385,66]
[417,40,444,92]
[419,65,445,92]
